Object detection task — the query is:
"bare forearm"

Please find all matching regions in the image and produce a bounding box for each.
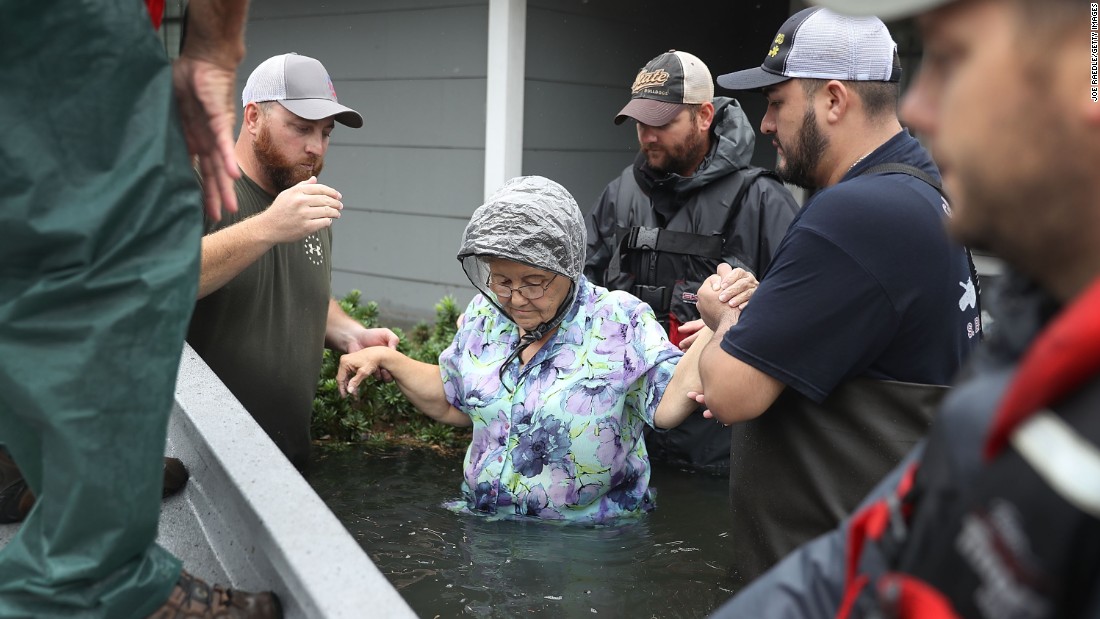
[197,218,272,298]
[654,326,713,428]
[381,352,470,427]
[325,298,360,351]
[181,0,249,68]
[698,314,785,424]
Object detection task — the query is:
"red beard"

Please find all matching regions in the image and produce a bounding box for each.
[253,124,324,192]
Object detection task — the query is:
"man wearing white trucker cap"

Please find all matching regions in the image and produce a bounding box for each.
[188,53,399,474]
[709,0,1100,616]
[689,7,983,590]
[585,50,799,475]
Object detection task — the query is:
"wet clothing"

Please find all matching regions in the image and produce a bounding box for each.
[0,0,198,615]
[712,272,1100,619]
[439,278,681,524]
[585,97,799,474]
[720,130,982,588]
[187,173,333,472]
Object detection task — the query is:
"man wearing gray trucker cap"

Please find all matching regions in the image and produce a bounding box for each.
[709,0,1100,617]
[188,53,399,473]
[691,6,982,591]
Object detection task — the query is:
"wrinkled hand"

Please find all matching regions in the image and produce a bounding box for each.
[337,348,390,397]
[696,275,740,331]
[343,328,399,382]
[261,177,344,244]
[696,264,757,330]
[687,391,728,426]
[713,264,758,310]
[172,55,240,221]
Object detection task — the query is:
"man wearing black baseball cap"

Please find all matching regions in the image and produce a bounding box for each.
[585,50,798,475]
[690,6,983,590]
[710,0,1100,617]
[188,53,399,473]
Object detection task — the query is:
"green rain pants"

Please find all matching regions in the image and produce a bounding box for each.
[0,0,201,616]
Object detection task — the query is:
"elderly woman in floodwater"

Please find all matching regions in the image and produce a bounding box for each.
[337,176,719,524]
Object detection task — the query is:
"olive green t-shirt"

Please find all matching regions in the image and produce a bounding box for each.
[187,172,331,470]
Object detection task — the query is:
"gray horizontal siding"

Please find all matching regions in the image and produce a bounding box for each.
[240,0,488,324]
[237,0,791,324]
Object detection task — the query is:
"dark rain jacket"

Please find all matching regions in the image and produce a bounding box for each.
[584,96,798,329]
[583,97,799,474]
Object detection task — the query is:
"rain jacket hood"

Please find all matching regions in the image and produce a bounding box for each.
[457,176,587,382]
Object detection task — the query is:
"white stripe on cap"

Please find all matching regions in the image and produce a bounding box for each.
[1011,410,1100,518]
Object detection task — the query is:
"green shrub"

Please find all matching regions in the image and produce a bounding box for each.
[312,292,469,453]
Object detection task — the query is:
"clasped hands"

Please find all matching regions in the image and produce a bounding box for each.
[675,263,758,350]
[680,263,759,425]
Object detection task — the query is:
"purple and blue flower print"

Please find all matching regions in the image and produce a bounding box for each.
[439,277,682,524]
[512,416,571,477]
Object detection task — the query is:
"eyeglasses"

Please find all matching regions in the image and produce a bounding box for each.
[486,273,557,300]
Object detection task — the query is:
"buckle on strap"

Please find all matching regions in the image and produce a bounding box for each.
[628,226,660,251]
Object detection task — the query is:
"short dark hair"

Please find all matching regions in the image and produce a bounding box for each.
[800,78,899,119]
[686,103,701,122]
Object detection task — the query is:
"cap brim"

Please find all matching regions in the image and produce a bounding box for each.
[279,99,364,128]
[613,99,688,126]
[716,67,791,91]
[808,0,952,21]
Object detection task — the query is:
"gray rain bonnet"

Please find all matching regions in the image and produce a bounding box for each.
[457,176,587,382]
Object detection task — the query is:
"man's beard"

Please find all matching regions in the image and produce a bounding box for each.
[776,107,828,189]
[642,119,708,176]
[253,124,324,192]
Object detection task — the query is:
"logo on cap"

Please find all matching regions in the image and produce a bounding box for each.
[768,33,786,58]
[631,69,671,95]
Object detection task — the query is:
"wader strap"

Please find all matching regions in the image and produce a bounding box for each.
[856,163,983,335]
[606,226,723,281]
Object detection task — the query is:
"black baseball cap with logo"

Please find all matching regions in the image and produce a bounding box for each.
[614,50,714,126]
[717,7,901,91]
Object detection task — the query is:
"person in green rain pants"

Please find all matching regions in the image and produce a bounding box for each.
[0,0,280,616]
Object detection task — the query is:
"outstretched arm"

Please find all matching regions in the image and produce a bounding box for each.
[653,325,712,429]
[172,0,250,221]
[337,347,471,427]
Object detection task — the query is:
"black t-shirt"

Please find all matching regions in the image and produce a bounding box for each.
[722,130,981,402]
[719,130,983,588]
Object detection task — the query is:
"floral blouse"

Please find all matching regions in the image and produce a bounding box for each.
[438,277,682,524]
